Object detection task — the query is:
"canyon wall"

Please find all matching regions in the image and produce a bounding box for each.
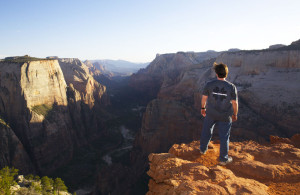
[130,51,220,98]
[59,58,109,142]
[216,50,300,137]
[0,58,109,174]
[129,40,300,194]
[0,59,73,174]
[59,58,108,108]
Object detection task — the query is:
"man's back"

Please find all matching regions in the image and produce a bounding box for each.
[203,79,237,122]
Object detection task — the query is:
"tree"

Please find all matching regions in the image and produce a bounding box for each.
[53,178,67,194]
[0,166,19,195]
[34,175,40,181]
[41,176,53,194]
[30,181,42,193]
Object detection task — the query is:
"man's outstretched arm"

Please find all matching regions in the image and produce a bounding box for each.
[231,100,238,122]
[201,95,208,117]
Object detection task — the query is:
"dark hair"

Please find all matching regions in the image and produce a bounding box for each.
[213,63,228,78]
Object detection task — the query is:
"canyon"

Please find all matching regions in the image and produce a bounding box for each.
[0,39,300,194]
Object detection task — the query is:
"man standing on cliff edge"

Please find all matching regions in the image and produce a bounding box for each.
[200,63,238,165]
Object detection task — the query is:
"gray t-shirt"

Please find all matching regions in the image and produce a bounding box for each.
[203,79,237,122]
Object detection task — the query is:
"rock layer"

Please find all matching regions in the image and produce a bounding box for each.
[147,135,300,194]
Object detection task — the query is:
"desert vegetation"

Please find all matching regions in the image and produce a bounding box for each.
[3,55,48,63]
[0,166,69,195]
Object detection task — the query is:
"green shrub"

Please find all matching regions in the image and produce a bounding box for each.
[31,104,53,117]
[0,167,69,194]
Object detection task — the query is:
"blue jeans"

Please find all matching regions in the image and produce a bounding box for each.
[200,116,232,162]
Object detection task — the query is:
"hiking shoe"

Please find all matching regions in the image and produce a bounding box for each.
[219,156,233,166]
[200,150,206,155]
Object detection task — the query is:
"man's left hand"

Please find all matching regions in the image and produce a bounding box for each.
[232,115,237,122]
[201,109,206,117]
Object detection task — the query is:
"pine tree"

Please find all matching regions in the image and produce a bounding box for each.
[41,176,53,194]
[54,178,67,194]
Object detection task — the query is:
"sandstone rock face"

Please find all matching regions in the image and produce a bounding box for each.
[0,59,73,174]
[216,50,300,136]
[0,60,68,123]
[83,60,103,77]
[145,52,216,75]
[0,120,34,173]
[216,50,300,71]
[134,99,201,156]
[58,58,110,143]
[130,51,220,98]
[0,57,110,174]
[59,58,108,108]
[147,136,300,194]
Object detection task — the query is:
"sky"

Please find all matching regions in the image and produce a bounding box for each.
[0,0,300,62]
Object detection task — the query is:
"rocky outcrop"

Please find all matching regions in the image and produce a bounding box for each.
[147,135,300,194]
[0,119,34,174]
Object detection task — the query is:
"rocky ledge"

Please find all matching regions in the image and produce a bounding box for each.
[147,135,300,194]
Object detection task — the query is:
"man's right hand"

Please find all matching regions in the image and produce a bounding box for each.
[232,115,237,122]
[201,109,206,117]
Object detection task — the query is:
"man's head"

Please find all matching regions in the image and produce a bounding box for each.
[213,63,228,78]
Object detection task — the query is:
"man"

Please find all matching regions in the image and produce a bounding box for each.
[200,63,238,165]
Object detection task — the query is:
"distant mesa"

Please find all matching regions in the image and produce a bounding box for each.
[227,48,241,52]
[206,50,217,52]
[268,44,286,50]
[46,56,59,59]
[291,39,300,46]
